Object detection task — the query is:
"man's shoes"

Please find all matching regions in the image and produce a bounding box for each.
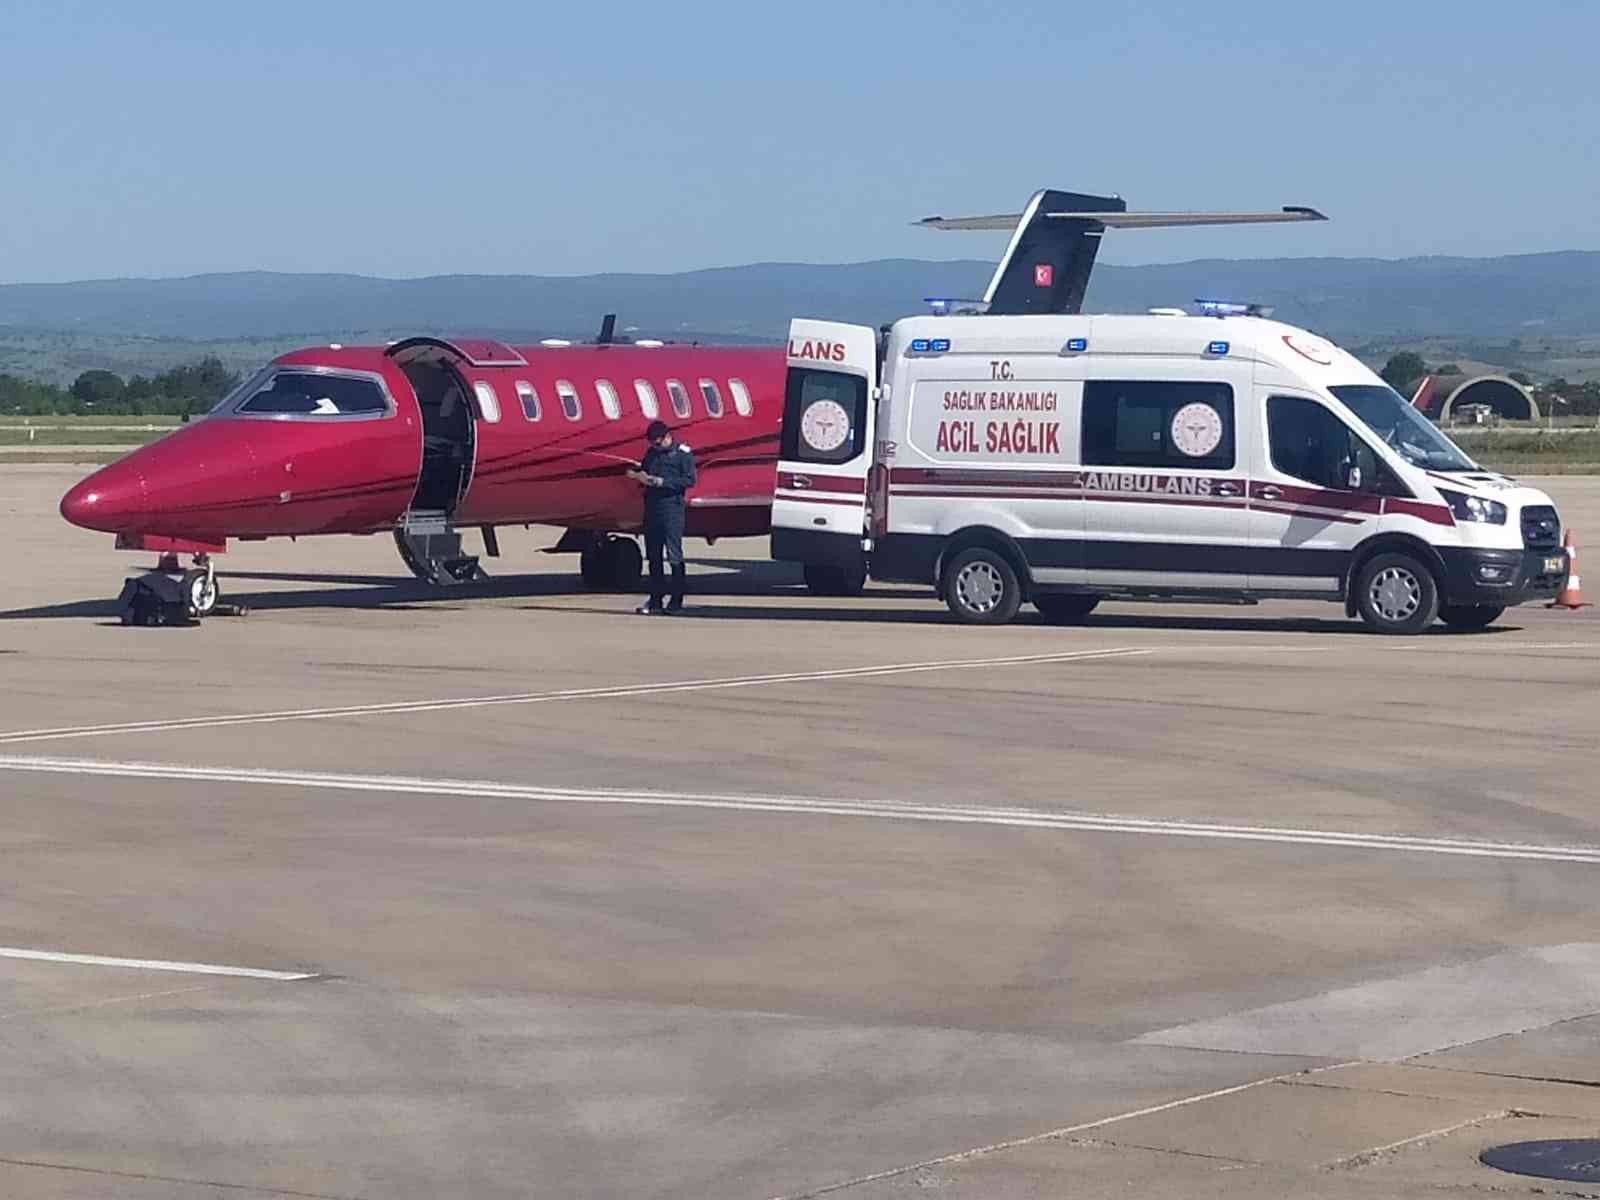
[664,599,684,615]
[636,601,663,615]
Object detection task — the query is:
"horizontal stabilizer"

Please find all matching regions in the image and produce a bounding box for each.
[1073,207,1327,228]
[916,206,1327,231]
[915,213,1030,232]
[916,189,1329,316]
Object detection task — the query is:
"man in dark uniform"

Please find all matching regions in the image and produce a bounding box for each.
[627,420,696,614]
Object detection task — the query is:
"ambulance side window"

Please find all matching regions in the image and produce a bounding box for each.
[1267,396,1394,493]
[1082,381,1234,470]
[781,368,867,464]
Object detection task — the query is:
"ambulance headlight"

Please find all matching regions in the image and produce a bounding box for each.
[1439,489,1506,525]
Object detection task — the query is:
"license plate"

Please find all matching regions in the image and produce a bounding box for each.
[1545,555,1566,573]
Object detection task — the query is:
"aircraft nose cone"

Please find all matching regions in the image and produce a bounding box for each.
[60,462,144,532]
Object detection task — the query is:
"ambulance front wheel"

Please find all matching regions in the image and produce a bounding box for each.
[803,563,867,596]
[1034,593,1100,624]
[943,547,1022,625]
[1354,552,1439,635]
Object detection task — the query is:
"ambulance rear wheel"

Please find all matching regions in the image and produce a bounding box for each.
[1034,593,1100,624]
[943,548,1022,625]
[803,563,867,596]
[1437,603,1505,630]
[1354,552,1439,635]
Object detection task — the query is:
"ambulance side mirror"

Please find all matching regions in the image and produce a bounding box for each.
[1345,464,1363,491]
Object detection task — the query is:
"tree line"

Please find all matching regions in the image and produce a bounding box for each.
[0,357,241,416]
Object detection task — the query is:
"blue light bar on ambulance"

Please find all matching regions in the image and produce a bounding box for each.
[923,297,989,315]
[1195,298,1276,318]
[1064,337,1088,353]
[909,338,951,353]
[1206,340,1230,356]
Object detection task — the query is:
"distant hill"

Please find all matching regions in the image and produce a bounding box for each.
[2,251,1599,342]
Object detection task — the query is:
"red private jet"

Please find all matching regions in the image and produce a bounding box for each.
[58,190,1323,621]
[61,332,788,617]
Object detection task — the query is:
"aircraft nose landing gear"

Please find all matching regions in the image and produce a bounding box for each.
[184,555,220,617]
[118,552,242,626]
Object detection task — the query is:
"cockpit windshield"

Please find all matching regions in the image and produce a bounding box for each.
[231,370,389,418]
[1329,384,1477,472]
[209,367,271,416]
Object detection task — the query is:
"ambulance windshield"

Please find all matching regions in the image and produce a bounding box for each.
[1330,384,1477,471]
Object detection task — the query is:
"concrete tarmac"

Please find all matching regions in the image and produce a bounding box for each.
[1,463,1598,1199]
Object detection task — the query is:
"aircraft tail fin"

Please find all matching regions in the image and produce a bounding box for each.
[915,190,1328,316]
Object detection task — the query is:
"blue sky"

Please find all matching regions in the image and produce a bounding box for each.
[2,0,1596,281]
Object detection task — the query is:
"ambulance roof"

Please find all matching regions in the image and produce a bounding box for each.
[889,313,1374,386]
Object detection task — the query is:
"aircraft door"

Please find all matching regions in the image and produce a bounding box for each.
[400,361,476,516]
[771,320,878,574]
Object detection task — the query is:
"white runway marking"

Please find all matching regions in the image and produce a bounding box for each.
[0,946,315,981]
[0,647,1148,746]
[4,755,1600,866]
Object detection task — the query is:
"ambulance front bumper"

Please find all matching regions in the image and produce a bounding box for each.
[1437,546,1568,606]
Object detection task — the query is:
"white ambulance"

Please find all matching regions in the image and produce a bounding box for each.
[771,311,1568,633]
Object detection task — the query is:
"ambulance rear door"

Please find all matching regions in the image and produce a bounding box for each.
[771,320,878,569]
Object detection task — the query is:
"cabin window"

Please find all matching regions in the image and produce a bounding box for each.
[729,377,752,417]
[1081,380,1235,470]
[596,379,622,420]
[236,370,389,417]
[472,381,501,423]
[515,380,541,420]
[556,380,582,421]
[698,378,724,418]
[665,379,691,419]
[633,379,659,419]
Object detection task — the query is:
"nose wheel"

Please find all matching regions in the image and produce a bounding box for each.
[183,563,221,617]
[118,552,240,626]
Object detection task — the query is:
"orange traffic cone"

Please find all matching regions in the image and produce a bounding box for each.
[1548,530,1592,609]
